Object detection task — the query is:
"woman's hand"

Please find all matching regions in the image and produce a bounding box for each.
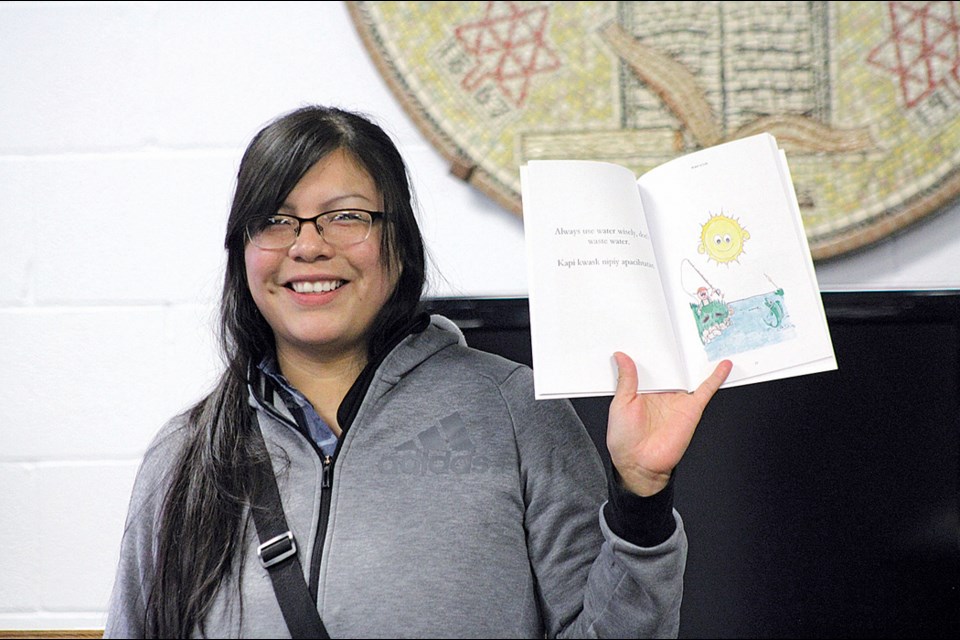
[606,351,732,496]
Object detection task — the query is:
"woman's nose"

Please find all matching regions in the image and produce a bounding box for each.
[288,222,333,260]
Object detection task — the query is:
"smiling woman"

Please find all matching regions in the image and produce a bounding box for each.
[243,148,398,427]
[101,104,731,639]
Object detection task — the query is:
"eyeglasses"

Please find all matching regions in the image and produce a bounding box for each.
[246,209,384,250]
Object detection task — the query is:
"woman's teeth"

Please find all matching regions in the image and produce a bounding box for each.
[290,280,344,293]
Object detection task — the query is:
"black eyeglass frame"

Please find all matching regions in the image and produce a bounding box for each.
[245,208,385,249]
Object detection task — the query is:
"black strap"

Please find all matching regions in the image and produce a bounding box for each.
[249,412,331,639]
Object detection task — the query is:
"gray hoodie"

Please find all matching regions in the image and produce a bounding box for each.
[104,316,687,638]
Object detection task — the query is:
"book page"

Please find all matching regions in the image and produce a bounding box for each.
[728,148,836,386]
[637,133,836,387]
[521,160,686,398]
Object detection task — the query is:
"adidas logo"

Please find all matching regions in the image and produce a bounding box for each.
[377,412,499,476]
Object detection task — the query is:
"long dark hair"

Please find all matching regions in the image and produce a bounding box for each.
[144,106,427,637]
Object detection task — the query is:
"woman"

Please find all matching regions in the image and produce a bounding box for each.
[104,105,731,638]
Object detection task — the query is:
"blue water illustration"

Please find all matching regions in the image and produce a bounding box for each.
[690,290,796,361]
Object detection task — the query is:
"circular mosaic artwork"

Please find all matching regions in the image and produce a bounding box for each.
[348,1,960,260]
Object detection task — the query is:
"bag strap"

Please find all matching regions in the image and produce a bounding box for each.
[249,411,331,639]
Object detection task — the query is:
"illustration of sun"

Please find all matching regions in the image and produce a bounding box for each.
[698,212,750,264]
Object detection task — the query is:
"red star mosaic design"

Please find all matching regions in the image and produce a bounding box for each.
[453,1,562,108]
[866,1,960,108]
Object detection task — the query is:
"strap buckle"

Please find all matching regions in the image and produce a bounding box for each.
[258,531,297,568]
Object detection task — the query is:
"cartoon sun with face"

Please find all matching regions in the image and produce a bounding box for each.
[698,212,750,264]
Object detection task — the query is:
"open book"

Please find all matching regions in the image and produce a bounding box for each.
[520,133,837,399]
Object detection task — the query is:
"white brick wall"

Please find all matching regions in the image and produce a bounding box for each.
[1,0,958,632]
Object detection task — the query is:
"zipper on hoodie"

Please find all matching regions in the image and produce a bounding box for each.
[308,454,334,601]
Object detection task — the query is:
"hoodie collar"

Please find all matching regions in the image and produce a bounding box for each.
[336,313,468,430]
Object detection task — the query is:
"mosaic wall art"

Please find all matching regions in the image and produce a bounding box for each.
[349,1,960,259]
